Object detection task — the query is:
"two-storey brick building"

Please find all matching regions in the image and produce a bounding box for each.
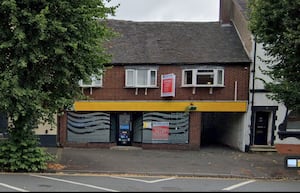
[55,19,251,150]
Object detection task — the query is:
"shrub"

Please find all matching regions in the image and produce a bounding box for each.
[0,136,54,172]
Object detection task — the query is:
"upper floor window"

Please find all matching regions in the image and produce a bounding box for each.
[78,74,102,88]
[125,67,157,88]
[182,67,224,87]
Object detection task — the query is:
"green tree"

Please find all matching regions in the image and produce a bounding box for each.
[0,0,116,172]
[248,0,300,111]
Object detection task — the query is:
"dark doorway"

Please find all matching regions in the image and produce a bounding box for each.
[254,112,269,145]
[117,113,132,146]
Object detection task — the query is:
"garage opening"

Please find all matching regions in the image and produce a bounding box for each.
[201,112,245,150]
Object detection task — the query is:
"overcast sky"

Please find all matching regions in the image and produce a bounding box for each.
[105,0,220,22]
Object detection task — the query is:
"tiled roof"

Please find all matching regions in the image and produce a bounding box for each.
[104,19,250,64]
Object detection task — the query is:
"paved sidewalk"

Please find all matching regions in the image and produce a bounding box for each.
[45,145,300,180]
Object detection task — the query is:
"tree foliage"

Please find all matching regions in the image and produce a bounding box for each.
[0,0,117,171]
[248,0,300,110]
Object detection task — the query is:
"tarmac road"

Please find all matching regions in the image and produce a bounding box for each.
[1,173,300,192]
[44,145,300,180]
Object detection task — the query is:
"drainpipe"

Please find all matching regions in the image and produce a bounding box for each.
[250,38,257,147]
[251,39,256,111]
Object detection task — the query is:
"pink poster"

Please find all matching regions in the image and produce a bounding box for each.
[161,73,175,97]
[152,122,169,140]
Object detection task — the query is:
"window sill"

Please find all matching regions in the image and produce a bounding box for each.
[124,86,159,89]
[79,85,102,88]
[181,85,225,88]
[278,131,300,140]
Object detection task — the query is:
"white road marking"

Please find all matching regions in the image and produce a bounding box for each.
[110,176,176,183]
[0,182,29,192]
[222,179,256,191]
[30,174,119,192]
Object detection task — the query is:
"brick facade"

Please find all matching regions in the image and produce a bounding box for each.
[82,64,249,101]
[58,63,249,150]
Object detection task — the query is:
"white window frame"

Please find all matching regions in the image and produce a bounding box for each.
[78,74,103,88]
[125,68,157,88]
[182,67,224,87]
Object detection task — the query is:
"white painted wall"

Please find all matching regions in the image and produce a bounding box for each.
[219,113,246,151]
[248,37,299,146]
[35,115,57,135]
[209,112,246,151]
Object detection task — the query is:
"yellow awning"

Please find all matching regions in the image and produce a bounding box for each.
[73,100,247,112]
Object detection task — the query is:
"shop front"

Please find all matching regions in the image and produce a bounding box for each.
[58,100,247,150]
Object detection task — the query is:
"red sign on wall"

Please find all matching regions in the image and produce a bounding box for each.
[152,122,169,140]
[161,73,176,97]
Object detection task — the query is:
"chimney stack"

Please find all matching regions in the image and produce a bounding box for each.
[219,0,232,25]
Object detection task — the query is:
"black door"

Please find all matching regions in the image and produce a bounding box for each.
[254,112,269,145]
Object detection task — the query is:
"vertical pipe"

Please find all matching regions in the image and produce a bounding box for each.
[234,81,238,101]
[250,38,257,146]
[252,40,257,111]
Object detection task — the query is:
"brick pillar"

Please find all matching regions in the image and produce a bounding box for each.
[189,112,201,149]
[58,112,67,147]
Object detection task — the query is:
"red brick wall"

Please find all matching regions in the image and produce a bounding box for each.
[83,64,250,101]
[189,112,201,148]
[275,144,300,155]
[59,63,249,150]
[57,114,67,146]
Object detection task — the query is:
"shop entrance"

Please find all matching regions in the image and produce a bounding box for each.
[117,113,132,146]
